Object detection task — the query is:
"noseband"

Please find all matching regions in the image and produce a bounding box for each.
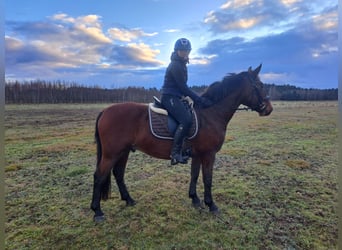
[247,74,269,113]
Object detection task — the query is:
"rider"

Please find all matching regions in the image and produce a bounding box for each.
[161,38,211,165]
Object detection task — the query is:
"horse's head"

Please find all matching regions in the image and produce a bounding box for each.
[242,64,273,116]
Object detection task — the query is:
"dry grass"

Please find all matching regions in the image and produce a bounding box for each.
[5,101,338,249]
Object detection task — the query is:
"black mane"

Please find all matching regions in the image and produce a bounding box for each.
[201,71,247,103]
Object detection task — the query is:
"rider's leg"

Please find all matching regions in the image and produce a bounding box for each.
[161,95,192,165]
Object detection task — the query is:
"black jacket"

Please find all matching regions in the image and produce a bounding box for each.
[161,52,201,103]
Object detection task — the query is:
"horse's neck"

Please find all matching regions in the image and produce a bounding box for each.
[206,90,243,128]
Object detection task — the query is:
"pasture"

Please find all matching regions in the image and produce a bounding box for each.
[5,101,337,249]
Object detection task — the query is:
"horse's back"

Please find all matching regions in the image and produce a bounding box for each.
[102,102,147,119]
[97,102,148,148]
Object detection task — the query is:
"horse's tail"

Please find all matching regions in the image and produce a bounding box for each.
[95,111,103,166]
[94,111,111,200]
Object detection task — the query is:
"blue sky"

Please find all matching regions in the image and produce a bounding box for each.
[5,0,338,89]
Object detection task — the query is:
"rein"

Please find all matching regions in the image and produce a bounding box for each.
[213,73,269,113]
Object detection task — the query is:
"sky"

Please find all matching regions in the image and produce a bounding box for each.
[4,0,338,89]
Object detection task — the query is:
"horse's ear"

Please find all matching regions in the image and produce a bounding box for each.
[254,63,262,76]
[248,66,252,73]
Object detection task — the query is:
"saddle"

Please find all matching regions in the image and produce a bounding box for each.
[148,96,198,140]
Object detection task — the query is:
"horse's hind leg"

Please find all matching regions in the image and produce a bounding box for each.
[91,157,113,222]
[113,150,136,206]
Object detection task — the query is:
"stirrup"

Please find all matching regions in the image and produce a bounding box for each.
[170,154,188,165]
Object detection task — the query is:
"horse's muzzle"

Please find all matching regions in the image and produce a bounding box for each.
[258,100,273,116]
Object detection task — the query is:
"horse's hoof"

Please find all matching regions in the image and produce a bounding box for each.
[211,208,221,216]
[126,199,136,206]
[208,203,220,214]
[192,200,205,210]
[94,215,105,223]
[192,201,201,209]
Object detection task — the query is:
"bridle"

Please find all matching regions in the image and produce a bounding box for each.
[238,74,269,112]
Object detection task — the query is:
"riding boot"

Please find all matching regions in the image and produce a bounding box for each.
[170,125,188,165]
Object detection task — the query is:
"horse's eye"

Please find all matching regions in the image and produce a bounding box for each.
[256,81,263,88]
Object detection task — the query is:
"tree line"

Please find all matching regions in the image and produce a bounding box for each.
[5,80,337,104]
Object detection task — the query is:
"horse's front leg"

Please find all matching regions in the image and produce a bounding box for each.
[201,152,219,213]
[189,156,201,208]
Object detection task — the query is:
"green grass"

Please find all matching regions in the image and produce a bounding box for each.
[5,101,338,249]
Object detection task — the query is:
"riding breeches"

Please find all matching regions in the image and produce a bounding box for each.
[160,94,192,133]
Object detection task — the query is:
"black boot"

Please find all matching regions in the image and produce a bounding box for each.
[170,125,188,165]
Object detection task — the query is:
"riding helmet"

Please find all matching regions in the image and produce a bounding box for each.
[174,38,192,51]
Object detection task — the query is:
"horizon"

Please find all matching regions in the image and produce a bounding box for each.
[5,77,337,91]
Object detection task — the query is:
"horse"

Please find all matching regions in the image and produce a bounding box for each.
[90,64,273,222]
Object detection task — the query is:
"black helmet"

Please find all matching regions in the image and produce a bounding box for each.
[174,38,192,51]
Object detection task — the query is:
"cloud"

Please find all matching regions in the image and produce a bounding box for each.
[51,13,112,44]
[163,29,180,33]
[220,0,261,9]
[191,54,217,65]
[194,4,338,88]
[108,27,158,42]
[5,36,76,68]
[312,6,338,31]
[5,13,164,82]
[107,43,164,68]
[191,1,338,88]
[6,13,113,69]
[203,0,337,36]
[204,0,277,33]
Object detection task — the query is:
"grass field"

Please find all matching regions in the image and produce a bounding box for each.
[5,101,338,249]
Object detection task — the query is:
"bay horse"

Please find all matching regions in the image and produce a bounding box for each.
[91,64,273,222]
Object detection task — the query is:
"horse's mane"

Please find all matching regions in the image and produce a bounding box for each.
[201,71,247,103]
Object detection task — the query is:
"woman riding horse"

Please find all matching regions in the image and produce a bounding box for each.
[90,63,273,222]
[161,38,212,165]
